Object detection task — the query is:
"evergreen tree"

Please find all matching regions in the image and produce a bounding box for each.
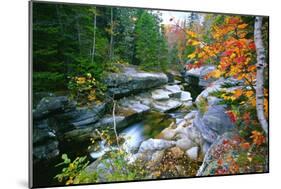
[135,11,168,70]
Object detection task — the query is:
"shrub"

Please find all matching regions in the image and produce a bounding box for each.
[67,73,106,106]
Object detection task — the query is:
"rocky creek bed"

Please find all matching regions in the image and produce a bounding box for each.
[32,64,248,186]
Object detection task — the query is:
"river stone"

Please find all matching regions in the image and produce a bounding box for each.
[193,105,235,143]
[150,150,165,165]
[186,146,199,160]
[151,89,171,100]
[180,91,192,101]
[105,65,168,98]
[176,138,196,151]
[159,127,177,140]
[152,99,182,112]
[33,96,76,120]
[138,139,176,153]
[69,103,107,127]
[165,85,182,98]
[118,98,150,113]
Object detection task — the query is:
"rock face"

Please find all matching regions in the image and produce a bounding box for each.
[33,96,76,120]
[184,65,216,88]
[32,96,109,161]
[33,120,59,163]
[193,105,235,143]
[105,65,168,98]
[152,99,182,112]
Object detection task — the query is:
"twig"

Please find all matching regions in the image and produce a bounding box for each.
[112,99,120,147]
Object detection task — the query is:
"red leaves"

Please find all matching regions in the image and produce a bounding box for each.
[234,56,246,64]
[228,17,241,25]
[240,142,251,150]
[233,41,244,48]
[223,50,234,56]
[226,110,237,123]
[249,42,256,50]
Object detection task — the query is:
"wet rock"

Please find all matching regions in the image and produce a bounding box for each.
[186,146,199,160]
[165,85,182,98]
[105,65,168,98]
[33,120,59,163]
[180,91,192,102]
[151,89,171,100]
[69,103,107,127]
[33,96,76,120]
[152,99,182,112]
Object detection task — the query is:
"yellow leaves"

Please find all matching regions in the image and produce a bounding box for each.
[186,30,197,38]
[245,90,256,107]
[187,52,196,59]
[250,130,266,146]
[66,177,74,185]
[207,69,222,79]
[230,53,236,59]
[191,40,200,46]
[88,89,96,101]
[245,90,254,98]
[238,23,248,29]
[198,52,205,58]
[187,39,200,46]
[223,95,236,101]
[76,77,86,84]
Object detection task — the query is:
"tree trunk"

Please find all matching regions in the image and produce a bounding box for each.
[109,8,114,61]
[91,9,97,64]
[254,16,268,134]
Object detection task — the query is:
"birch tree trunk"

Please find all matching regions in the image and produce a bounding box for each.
[91,9,97,64]
[254,16,268,134]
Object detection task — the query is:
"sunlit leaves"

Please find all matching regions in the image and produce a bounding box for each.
[250,131,266,146]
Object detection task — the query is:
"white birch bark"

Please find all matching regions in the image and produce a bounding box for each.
[254,16,268,134]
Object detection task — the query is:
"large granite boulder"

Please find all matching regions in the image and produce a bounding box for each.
[193,105,235,143]
[104,65,168,98]
[33,96,76,120]
[197,132,268,176]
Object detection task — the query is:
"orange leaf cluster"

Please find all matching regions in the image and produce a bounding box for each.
[250,130,266,146]
[186,16,256,85]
